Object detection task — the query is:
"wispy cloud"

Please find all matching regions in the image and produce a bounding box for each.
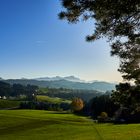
[35,41,47,47]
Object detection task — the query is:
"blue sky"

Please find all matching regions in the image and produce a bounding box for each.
[0,0,122,82]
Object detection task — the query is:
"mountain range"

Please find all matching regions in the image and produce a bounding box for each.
[1,76,116,92]
[33,76,85,82]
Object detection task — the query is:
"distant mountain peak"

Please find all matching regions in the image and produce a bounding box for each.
[34,76,85,82]
[63,76,85,82]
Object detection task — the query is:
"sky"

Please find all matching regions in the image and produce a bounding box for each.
[0,0,123,82]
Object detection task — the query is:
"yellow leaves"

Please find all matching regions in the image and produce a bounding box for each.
[71,98,84,111]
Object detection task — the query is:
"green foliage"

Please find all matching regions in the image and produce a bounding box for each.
[97,112,109,122]
[20,95,71,111]
[59,0,139,38]
[0,81,39,99]
[59,0,140,84]
[100,112,108,118]
[59,0,140,122]
[38,87,48,94]
[111,84,140,123]
[90,95,119,118]
[112,83,140,112]
[0,81,11,96]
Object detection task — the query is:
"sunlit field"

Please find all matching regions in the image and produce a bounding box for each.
[0,110,140,140]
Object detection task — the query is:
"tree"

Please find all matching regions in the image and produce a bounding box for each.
[71,98,84,111]
[0,81,11,97]
[59,1,140,120]
[59,0,140,84]
[99,112,108,121]
[90,95,118,118]
[112,83,140,113]
[26,85,38,101]
[12,84,26,97]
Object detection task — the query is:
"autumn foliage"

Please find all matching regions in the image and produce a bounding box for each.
[71,98,84,111]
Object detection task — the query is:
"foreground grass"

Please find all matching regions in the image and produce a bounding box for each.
[0,110,140,140]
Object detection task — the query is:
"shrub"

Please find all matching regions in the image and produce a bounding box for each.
[98,112,109,122]
[100,112,108,118]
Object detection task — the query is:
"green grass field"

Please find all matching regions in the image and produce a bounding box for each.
[36,95,71,104]
[0,110,140,140]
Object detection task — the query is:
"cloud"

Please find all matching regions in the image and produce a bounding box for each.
[36,41,47,47]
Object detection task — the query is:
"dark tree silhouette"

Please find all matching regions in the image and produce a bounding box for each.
[59,0,140,84]
[59,1,140,121]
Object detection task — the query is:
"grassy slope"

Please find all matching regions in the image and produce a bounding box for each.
[0,110,140,140]
[0,95,71,109]
[36,95,71,104]
[0,100,20,109]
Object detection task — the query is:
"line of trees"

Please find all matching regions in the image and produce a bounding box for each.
[20,101,70,111]
[38,87,103,101]
[0,81,38,99]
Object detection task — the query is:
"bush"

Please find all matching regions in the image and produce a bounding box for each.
[98,112,109,122]
[100,112,108,118]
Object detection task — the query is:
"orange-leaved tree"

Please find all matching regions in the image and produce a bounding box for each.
[71,98,84,111]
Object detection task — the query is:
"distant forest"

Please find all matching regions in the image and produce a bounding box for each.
[0,81,105,102]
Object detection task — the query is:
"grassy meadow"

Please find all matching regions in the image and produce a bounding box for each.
[0,110,140,140]
[0,100,21,109]
[36,95,71,104]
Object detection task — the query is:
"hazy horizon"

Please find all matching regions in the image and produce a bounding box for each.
[0,0,123,83]
[0,75,121,83]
